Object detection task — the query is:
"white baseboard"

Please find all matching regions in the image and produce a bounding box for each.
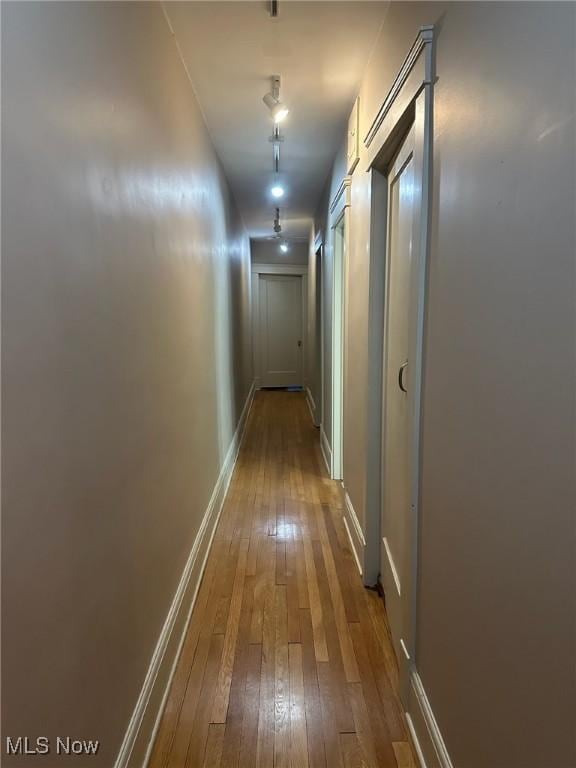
[343,491,365,576]
[382,536,402,597]
[320,426,332,477]
[114,381,256,768]
[305,387,317,426]
[408,670,453,768]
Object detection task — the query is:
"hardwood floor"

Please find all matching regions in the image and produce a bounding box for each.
[148,390,416,768]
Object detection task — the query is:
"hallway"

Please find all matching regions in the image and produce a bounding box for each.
[3,3,575,766]
[149,391,415,768]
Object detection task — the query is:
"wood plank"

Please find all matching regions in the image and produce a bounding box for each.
[317,662,344,768]
[289,643,309,768]
[312,539,355,734]
[211,538,250,723]
[214,596,231,635]
[321,504,359,622]
[300,609,327,768]
[299,506,328,662]
[340,733,366,768]
[256,545,276,768]
[315,505,360,682]
[184,633,225,767]
[295,538,310,610]
[238,643,263,768]
[276,541,287,585]
[203,724,225,768]
[349,623,397,768]
[286,540,302,643]
[348,682,379,768]
[393,741,417,768]
[219,575,255,768]
[274,586,290,768]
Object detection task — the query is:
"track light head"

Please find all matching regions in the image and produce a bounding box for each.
[262,93,289,123]
[263,75,289,123]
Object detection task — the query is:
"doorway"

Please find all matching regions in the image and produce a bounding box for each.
[380,124,416,692]
[257,273,303,388]
[251,263,308,390]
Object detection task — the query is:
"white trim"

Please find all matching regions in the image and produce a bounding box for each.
[305,386,317,425]
[330,211,348,480]
[342,491,365,576]
[251,263,308,276]
[344,491,366,546]
[329,175,352,218]
[409,671,454,768]
[342,516,363,577]
[364,26,434,148]
[382,536,401,597]
[406,713,429,768]
[115,382,256,768]
[362,168,388,586]
[320,427,332,477]
[327,179,351,482]
[400,638,411,662]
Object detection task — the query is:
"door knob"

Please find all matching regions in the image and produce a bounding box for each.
[398,361,408,393]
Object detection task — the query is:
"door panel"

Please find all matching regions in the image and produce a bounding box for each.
[259,274,303,387]
[381,125,416,687]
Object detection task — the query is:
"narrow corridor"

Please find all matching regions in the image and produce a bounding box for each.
[149,391,415,768]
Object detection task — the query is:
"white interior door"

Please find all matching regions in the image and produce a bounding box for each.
[381,124,416,688]
[259,274,303,388]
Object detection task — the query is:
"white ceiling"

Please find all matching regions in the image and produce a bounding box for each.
[165,1,388,242]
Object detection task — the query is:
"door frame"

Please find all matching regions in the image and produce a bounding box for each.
[251,262,308,390]
[329,177,352,481]
[362,25,435,706]
[307,232,324,428]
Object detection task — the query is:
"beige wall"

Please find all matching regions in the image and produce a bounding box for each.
[312,3,576,766]
[251,239,309,266]
[2,2,252,766]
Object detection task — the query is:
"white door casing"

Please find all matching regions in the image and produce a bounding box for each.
[381,124,416,690]
[329,177,352,481]
[362,25,440,767]
[360,25,435,707]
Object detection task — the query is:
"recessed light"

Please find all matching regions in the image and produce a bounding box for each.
[271,185,284,199]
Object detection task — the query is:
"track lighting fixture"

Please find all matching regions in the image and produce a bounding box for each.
[263,75,289,124]
[273,208,281,234]
[271,185,284,199]
[279,241,289,253]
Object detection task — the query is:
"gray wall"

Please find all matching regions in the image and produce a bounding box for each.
[2,2,252,765]
[251,238,309,265]
[312,3,576,766]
